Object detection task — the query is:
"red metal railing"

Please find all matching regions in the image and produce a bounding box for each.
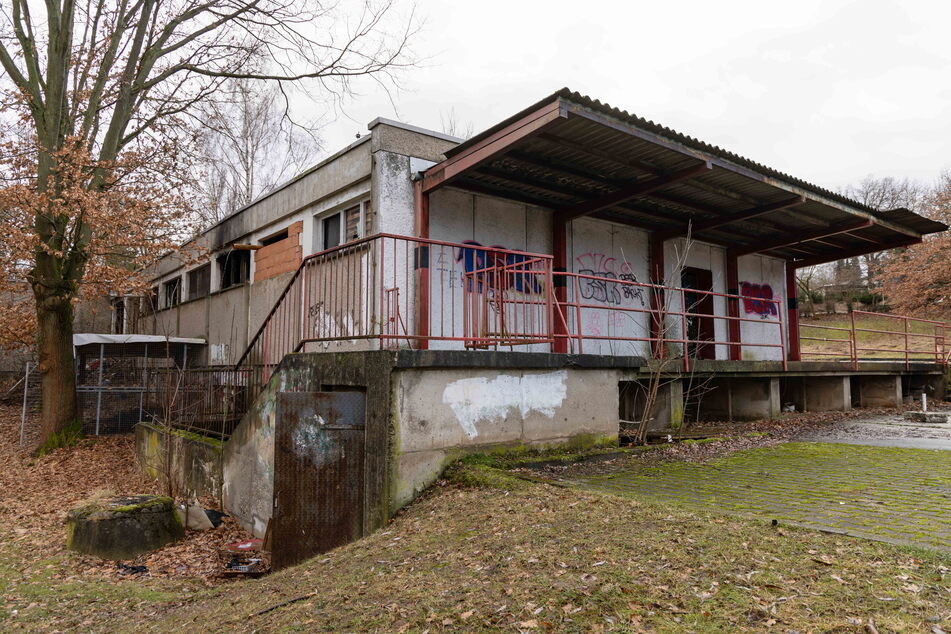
[552,271,787,371]
[800,310,947,369]
[225,233,949,435]
[233,234,555,410]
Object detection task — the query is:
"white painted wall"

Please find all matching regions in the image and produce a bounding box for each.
[377,182,789,360]
[737,254,787,361]
[567,218,651,357]
[426,188,553,351]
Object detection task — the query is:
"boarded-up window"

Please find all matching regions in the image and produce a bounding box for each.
[188,264,211,300]
[344,205,361,241]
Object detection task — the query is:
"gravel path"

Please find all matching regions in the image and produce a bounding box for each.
[796,411,951,450]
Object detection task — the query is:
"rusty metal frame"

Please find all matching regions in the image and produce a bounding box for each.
[734,219,874,257]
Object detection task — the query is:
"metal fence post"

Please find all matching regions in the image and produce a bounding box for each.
[95,343,105,435]
[19,361,30,448]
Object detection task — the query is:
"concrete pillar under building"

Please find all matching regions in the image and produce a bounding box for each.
[620,379,685,433]
[782,376,851,412]
[696,377,780,422]
[851,375,903,408]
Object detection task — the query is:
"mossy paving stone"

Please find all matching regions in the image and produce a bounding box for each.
[571,442,951,552]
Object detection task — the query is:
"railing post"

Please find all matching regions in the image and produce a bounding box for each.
[785,265,801,362]
[850,309,858,370]
[552,213,568,353]
[649,234,665,358]
[904,317,910,370]
[413,181,430,350]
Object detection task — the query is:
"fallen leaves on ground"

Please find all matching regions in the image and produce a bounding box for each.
[0,404,254,584]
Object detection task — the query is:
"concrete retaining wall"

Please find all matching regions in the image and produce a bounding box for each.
[221,351,627,538]
[391,367,619,510]
[135,422,223,499]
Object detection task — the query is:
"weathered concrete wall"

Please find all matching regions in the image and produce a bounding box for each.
[391,366,620,511]
[782,376,851,412]
[852,375,903,408]
[222,350,632,537]
[222,351,394,538]
[135,422,223,499]
[697,377,780,421]
[222,374,279,537]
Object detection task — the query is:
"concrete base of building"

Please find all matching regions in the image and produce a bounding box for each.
[163,350,943,563]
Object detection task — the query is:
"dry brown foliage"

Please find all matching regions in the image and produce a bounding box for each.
[878,173,951,315]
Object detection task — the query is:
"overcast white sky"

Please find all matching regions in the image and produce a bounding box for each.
[318,0,951,191]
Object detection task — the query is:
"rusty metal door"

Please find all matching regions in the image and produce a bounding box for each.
[272,391,366,570]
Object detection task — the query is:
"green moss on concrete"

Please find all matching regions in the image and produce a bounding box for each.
[109,496,175,515]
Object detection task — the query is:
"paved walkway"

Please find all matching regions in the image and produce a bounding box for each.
[574,442,951,552]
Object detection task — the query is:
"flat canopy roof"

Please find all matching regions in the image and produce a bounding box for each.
[73,334,205,348]
[421,88,946,266]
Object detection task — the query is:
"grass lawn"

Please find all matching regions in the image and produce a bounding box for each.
[2,413,948,631]
[128,464,949,632]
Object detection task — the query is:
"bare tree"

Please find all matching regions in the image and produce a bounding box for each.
[194,79,323,228]
[439,107,474,139]
[840,175,931,286]
[0,0,418,450]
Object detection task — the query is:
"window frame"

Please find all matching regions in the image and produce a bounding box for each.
[187,263,211,300]
[315,200,368,253]
[162,277,182,309]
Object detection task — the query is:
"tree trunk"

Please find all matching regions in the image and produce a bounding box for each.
[34,296,78,451]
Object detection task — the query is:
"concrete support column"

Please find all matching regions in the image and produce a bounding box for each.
[699,377,780,421]
[782,376,851,412]
[414,181,430,350]
[853,375,903,408]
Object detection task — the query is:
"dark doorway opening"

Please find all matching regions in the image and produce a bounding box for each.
[681,267,715,360]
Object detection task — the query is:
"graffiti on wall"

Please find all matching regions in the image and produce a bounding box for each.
[574,252,645,307]
[454,240,543,294]
[740,282,778,319]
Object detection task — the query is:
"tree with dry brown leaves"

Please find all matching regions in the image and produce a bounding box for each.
[877,173,951,316]
[0,0,417,450]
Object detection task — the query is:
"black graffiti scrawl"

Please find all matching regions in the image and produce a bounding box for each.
[575,252,645,306]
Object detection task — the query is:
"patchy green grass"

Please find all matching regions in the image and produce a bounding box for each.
[36,419,84,457]
[92,462,947,633]
[4,441,949,632]
[0,545,196,630]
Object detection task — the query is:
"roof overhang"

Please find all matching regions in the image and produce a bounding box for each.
[420,89,947,265]
[73,334,206,348]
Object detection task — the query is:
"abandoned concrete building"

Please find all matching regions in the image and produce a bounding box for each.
[118,89,947,567]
